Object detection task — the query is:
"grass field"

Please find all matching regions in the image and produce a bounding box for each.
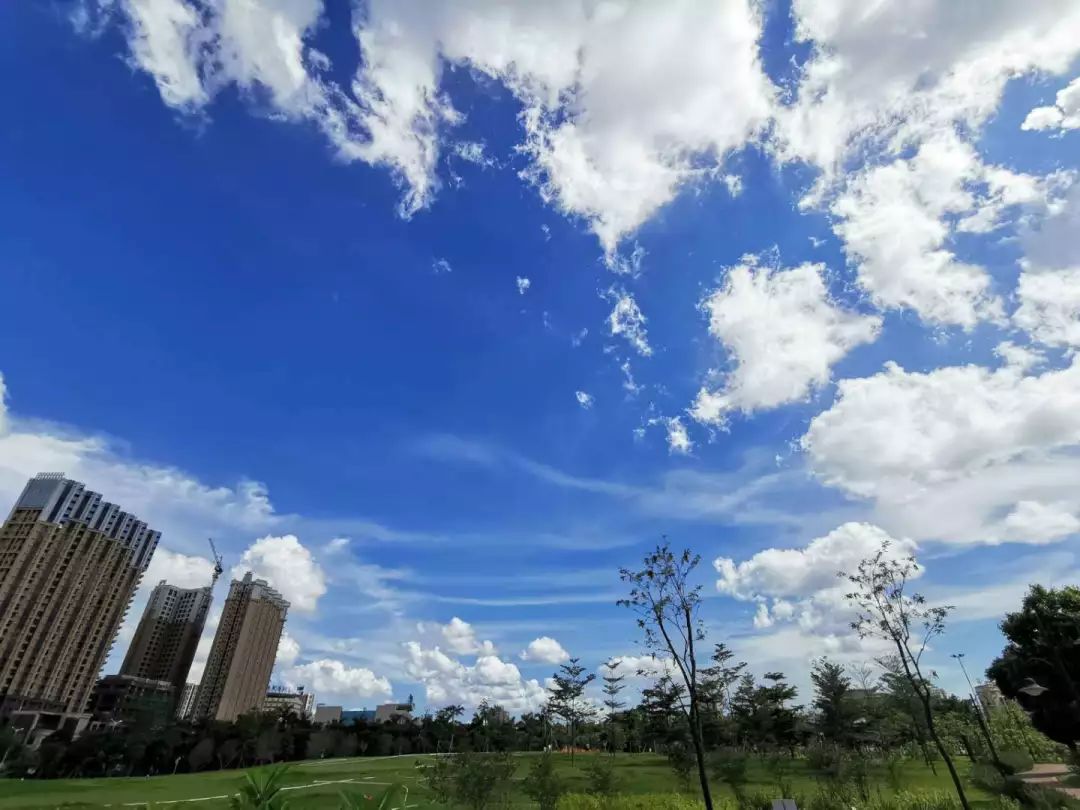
[0,753,997,809]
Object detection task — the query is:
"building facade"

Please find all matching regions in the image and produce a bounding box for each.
[0,474,159,716]
[91,674,175,729]
[175,682,199,720]
[121,580,212,704]
[263,686,315,719]
[192,573,288,722]
[313,704,343,725]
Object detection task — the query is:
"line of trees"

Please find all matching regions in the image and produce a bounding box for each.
[3,540,1074,805]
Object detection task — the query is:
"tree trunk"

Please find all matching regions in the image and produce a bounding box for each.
[688,699,714,810]
[920,693,971,810]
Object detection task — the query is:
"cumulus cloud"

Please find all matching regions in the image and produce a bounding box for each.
[419,617,497,657]
[404,641,547,714]
[778,3,1080,330]
[285,658,392,703]
[141,546,216,589]
[232,534,327,612]
[519,636,569,665]
[691,258,880,425]
[277,631,301,667]
[605,289,652,357]
[1022,76,1080,132]
[717,522,918,638]
[716,522,915,601]
[516,276,531,295]
[828,133,1059,328]
[0,373,278,556]
[802,359,1080,545]
[87,1,773,250]
[777,1,1080,172]
[575,391,594,410]
[1015,184,1080,347]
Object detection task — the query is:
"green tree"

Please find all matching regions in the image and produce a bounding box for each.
[619,542,715,810]
[601,659,627,754]
[844,542,971,810]
[811,657,859,746]
[547,657,597,764]
[988,584,1080,749]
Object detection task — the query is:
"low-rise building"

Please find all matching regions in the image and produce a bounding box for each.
[976,682,1005,711]
[374,701,414,724]
[313,704,343,725]
[263,686,315,719]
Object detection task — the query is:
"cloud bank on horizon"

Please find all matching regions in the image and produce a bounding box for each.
[3,0,1080,711]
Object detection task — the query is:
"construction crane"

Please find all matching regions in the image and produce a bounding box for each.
[207,537,224,587]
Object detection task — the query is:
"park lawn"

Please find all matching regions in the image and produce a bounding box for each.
[0,753,998,809]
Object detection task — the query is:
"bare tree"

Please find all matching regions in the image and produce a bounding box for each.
[843,541,970,810]
[619,542,714,810]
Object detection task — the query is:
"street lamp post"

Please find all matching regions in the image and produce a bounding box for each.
[952,653,1002,769]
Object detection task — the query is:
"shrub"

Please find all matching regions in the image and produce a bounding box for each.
[883,751,906,793]
[971,761,1007,794]
[523,751,565,810]
[583,755,619,797]
[418,751,514,809]
[711,747,749,797]
[997,749,1035,776]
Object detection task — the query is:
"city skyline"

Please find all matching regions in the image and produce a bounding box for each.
[2,0,1079,717]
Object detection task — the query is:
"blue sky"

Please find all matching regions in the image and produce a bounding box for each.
[2,0,1080,712]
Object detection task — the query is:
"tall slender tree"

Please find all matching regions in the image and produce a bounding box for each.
[619,542,715,810]
[601,660,627,755]
[844,542,970,810]
[811,657,858,746]
[547,657,596,764]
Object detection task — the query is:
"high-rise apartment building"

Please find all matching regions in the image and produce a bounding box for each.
[0,474,159,717]
[121,580,212,703]
[175,682,199,720]
[192,572,288,722]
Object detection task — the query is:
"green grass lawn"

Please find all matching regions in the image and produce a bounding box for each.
[0,753,997,809]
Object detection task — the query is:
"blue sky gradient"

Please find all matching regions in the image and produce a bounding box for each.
[2,0,1080,711]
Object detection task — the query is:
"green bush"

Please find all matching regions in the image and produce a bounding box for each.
[523,751,565,810]
[997,749,1035,775]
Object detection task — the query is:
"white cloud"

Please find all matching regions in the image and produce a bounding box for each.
[0,376,278,556]
[605,289,652,357]
[452,140,496,167]
[1015,184,1080,347]
[829,133,1024,329]
[716,523,920,652]
[142,547,215,589]
[690,258,880,425]
[575,391,594,410]
[802,358,1080,545]
[619,360,641,395]
[277,631,301,667]
[715,522,914,601]
[93,1,773,249]
[232,534,327,613]
[778,1,1080,172]
[516,277,531,295]
[420,617,497,657]
[662,417,692,455]
[404,641,547,714]
[1016,268,1080,348]
[354,0,772,253]
[1022,76,1080,132]
[285,658,392,704]
[519,636,569,665]
[432,258,453,274]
